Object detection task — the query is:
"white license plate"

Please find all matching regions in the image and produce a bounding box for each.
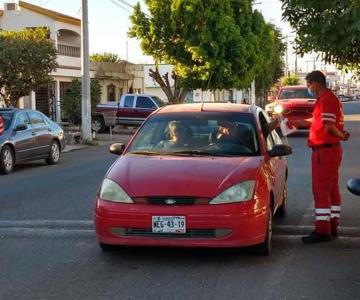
[152,216,186,233]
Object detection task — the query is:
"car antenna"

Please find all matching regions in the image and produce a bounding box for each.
[201,71,213,111]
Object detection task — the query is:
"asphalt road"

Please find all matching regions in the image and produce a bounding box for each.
[1,101,360,299]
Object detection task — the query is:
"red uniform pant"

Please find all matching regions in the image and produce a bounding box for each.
[311,146,342,235]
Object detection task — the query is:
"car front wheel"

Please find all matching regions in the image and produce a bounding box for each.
[254,207,273,255]
[0,145,14,174]
[45,140,60,165]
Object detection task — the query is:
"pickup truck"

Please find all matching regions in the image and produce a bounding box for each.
[91,94,166,133]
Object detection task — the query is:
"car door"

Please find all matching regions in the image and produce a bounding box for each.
[259,111,284,206]
[135,96,157,120]
[28,111,52,156]
[12,112,37,160]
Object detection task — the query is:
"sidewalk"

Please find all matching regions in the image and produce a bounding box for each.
[63,126,136,153]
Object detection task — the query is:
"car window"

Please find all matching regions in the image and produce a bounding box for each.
[136,97,156,109]
[123,96,134,108]
[151,96,166,107]
[127,112,260,156]
[0,112,14,130]
[28,111,46,128]
[279,88,315,100]
[14,112,31,129]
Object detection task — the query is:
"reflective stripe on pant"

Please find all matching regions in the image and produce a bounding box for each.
[312,146,342,235]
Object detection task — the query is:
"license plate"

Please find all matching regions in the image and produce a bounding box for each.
[152,216,186,233]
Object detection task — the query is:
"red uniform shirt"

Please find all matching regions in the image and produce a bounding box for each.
[308,89,344,146]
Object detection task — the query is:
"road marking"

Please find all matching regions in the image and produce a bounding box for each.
[0,221,360,238]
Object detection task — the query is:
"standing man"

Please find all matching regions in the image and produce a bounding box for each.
[302,70,350,244]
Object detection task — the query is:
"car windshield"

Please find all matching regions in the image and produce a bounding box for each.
[151,96,166,107]
[278,88,315,100]
[0,112,13,130]
[127,112,260,157]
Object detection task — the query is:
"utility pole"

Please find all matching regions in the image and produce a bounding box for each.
[81,0,92,142]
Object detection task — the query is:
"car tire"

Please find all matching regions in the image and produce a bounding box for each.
[45,140,60,165]
[91,116,106,133]
[99,242,118,252]
[254,207,272,255]
[275,180,287,218]
[0,145,14,175]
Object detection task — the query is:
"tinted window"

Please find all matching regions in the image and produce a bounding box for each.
[279,88,315,100]
[136,97,156,109]
[128,112,260,157]
[124,96,134,108]
[14,112,31,129]
[28,111,46,127]
[0,112,14,130]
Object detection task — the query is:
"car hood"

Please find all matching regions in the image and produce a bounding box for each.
[277,99,316,108]
[106,154,263,198]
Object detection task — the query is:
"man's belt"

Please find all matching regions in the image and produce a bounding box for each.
[311,142,340,151]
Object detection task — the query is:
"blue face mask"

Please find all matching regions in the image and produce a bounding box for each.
[308,88,315,97]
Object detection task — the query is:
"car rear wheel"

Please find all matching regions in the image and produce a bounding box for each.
[91,116,106,133]
[275,180,287,218]
[45,140,60,165]
[0,145,14,174]
[254,207,272,255]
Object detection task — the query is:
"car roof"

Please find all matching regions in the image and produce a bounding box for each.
[280,85,307,90]
[156,103,254,114]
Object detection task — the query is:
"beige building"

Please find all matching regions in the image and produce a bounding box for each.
[0,1,144,121]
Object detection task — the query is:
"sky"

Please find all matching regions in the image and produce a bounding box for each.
[1,0,326,72]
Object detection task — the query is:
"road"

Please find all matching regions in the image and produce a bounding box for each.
[0,101,360,299]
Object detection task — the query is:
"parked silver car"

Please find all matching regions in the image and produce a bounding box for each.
[0,108,65,174]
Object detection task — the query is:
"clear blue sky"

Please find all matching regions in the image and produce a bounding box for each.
[3,0,318,71]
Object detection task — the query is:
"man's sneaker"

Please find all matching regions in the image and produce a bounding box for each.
[301,231,331,244]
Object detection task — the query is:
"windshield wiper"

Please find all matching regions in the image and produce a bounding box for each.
[127,150,161,156]
[172,150,232,157]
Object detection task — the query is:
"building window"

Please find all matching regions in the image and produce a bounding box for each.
[107,84,116,102]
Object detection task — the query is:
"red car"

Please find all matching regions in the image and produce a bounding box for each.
[265,85,316,130]
[94,103,292,255]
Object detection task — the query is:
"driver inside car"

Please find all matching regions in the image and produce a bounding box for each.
[156,121,190,150]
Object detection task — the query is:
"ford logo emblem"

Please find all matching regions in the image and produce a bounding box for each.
[165,199,176,205]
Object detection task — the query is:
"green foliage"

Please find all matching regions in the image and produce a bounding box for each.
[0,28,57,107]
[282,74,299,86]
[129,0,284,102]
[90,52,121,63]
[281,0,360,77]
[62,79,102,125]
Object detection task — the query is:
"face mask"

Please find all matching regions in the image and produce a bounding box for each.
[308,88,315,97]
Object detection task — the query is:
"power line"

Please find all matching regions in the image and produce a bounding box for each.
[109,0,133,14]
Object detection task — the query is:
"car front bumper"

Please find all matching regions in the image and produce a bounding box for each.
[94,198,268,248]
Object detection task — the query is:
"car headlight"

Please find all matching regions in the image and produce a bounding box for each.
[99,178,133,203]
[273,104,284,114]
[209,181,256,204]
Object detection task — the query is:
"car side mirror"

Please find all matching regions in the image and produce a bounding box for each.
[347,178,360,196]
[269,144,292,157]
[15,124,28,131]
[109,143,125,155]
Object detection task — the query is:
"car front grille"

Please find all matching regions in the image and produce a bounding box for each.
[133,197,210,205]
[110,228,232,239]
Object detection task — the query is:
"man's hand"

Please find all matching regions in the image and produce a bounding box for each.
[342,130,350,141]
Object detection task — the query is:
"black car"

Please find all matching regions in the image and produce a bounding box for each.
[0,108,65,174]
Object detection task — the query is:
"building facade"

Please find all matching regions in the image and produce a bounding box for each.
[0,1,144,121]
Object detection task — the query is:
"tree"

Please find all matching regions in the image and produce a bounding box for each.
[90,52,121,63]
[62,79,102,125]
[281,0,360,77]
[129,0,269,104]
[0,28,57,107]
[282,74,299,86]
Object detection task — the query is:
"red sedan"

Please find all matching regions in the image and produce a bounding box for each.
[265,85,316,130]
[94,103,292,255]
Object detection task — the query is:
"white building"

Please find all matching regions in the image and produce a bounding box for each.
[144,64,247,103]
[0,1,144,121]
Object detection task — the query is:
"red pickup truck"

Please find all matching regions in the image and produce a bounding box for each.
[92,94,166,132]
